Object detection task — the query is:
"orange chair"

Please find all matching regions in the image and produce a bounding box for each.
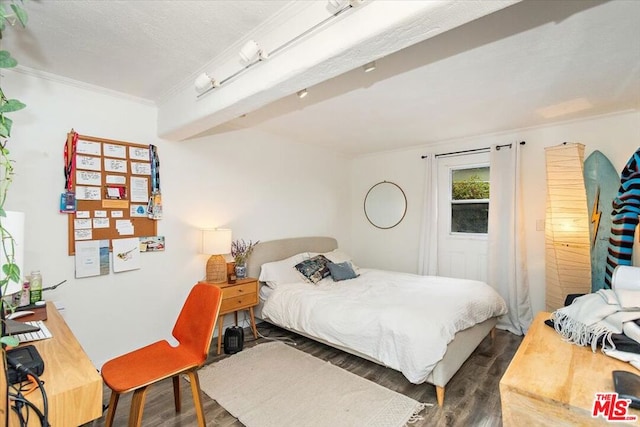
[101,284,223,427]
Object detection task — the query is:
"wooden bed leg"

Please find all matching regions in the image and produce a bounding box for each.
[436,386,445,407]
[490,327,496,341]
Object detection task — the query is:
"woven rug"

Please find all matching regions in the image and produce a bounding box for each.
[198,341,427,427]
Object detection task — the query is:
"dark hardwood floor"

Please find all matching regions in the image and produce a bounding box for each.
[87,323,522,427]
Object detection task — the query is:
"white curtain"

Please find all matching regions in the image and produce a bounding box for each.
[418,154,438,275]
[488,143,533,334]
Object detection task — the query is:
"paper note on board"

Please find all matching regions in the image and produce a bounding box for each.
[104,158,127,173]
[76,155,101,171]
[130,177,149,202]
[74,229,92,240]
[74,218,92,230]
[75,186,101,200]
[93,218,110,229]
[130,204,147,217]
[76,140,101,156]
[76,171,101,186]
[112,237,140,272]
[131,162,151,176]
[106,175,126,185]
[75,239,110,278]
[129,146,150,161]
[103,144,127,159]
[75,240,100,278]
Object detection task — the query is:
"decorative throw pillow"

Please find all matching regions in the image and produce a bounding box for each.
[328,262,359,282]
[294,255,331,284]
[259,252,310,288]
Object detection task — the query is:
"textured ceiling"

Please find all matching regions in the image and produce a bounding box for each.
[1,0,292,101]
[223,0,640,154]
[1,0,639,155]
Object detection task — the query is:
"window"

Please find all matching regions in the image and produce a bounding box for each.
[450,166,489,234]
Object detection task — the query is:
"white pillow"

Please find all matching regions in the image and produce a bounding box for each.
[259,252,309,288]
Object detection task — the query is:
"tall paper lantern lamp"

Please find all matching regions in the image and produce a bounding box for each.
[544,143,592,311]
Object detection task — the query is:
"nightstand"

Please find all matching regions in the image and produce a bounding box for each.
[202,277,259,355]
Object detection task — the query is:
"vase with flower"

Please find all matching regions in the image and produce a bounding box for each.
[230,239,259,279]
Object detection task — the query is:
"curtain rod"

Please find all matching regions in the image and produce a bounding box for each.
[421,141,526,159]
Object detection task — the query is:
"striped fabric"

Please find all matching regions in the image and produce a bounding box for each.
[605,148,640,288]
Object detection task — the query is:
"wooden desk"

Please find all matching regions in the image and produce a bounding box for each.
[500,311,640,426]
[201,278,259,355]
[1,302,103,426]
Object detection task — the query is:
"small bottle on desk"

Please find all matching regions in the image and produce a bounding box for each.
[19,280,30,307]
[30,270,42,303]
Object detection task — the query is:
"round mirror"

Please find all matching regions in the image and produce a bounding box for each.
[364,181,407,229]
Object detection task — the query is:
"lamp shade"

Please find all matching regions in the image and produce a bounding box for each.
[202,229,232,255]
[0,211,25,296]
[544,143,591,311]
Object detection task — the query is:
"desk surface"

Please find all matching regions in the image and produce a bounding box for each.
[500,311,640,426]
[2,302,103,426]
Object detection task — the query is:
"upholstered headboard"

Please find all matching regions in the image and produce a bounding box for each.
[247,236,338,279]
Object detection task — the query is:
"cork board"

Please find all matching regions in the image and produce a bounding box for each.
[65,131,158,255]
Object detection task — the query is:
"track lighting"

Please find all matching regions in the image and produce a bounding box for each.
[194,73,220,94]
[363,61,376,73]
[239,39,269,64]
[195,1,364,98]
[297,89,308,99]
[327,0,365,14]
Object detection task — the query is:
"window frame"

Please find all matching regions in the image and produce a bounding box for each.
[449,163,490,237]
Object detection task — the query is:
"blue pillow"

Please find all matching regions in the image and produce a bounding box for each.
[328,262,358,282]
[294,255,331,284]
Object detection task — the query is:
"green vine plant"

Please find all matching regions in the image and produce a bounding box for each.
[0,0,28,348]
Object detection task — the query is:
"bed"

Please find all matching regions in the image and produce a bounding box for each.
[247,236,508,406]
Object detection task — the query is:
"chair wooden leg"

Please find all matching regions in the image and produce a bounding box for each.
[105,392,120,427]
[436,385,445,407]
[490,326,496,340]
[186,370,207,427]
[217,316,224,355]
[128,386,150,427]
[173,375,182,412]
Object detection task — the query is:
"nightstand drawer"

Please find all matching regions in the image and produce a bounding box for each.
[220,293,258,312]
[221,282,257,298]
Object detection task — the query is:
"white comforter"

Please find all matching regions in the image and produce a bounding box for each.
[262,269,508,384]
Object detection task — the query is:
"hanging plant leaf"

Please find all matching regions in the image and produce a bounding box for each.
[0,116,12,138]
[10,3,28,28]
[0,50,17,68]
[0,99,25,113]
[0,335,19,348]
[2,262,20,284]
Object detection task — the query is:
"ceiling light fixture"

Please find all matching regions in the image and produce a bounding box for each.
[239,39,269,63]
[327,0,364,14]
[194,73,220,94]
[297,89,308,99]
[363,61,376,73]
[196,1,366,98]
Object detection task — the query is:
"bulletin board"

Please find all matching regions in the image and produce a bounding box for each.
[65,131,159,255]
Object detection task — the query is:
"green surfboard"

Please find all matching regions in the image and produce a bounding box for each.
[584,150,619,291]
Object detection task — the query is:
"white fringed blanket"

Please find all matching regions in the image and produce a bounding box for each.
[553,289,640,353]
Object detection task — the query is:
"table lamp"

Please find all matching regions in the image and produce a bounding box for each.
[202,228,232,283]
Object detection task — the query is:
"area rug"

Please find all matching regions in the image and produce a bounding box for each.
[198,341,427,427]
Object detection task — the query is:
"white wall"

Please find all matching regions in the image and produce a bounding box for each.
[4,70,351,367]
[350,110,640,315]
